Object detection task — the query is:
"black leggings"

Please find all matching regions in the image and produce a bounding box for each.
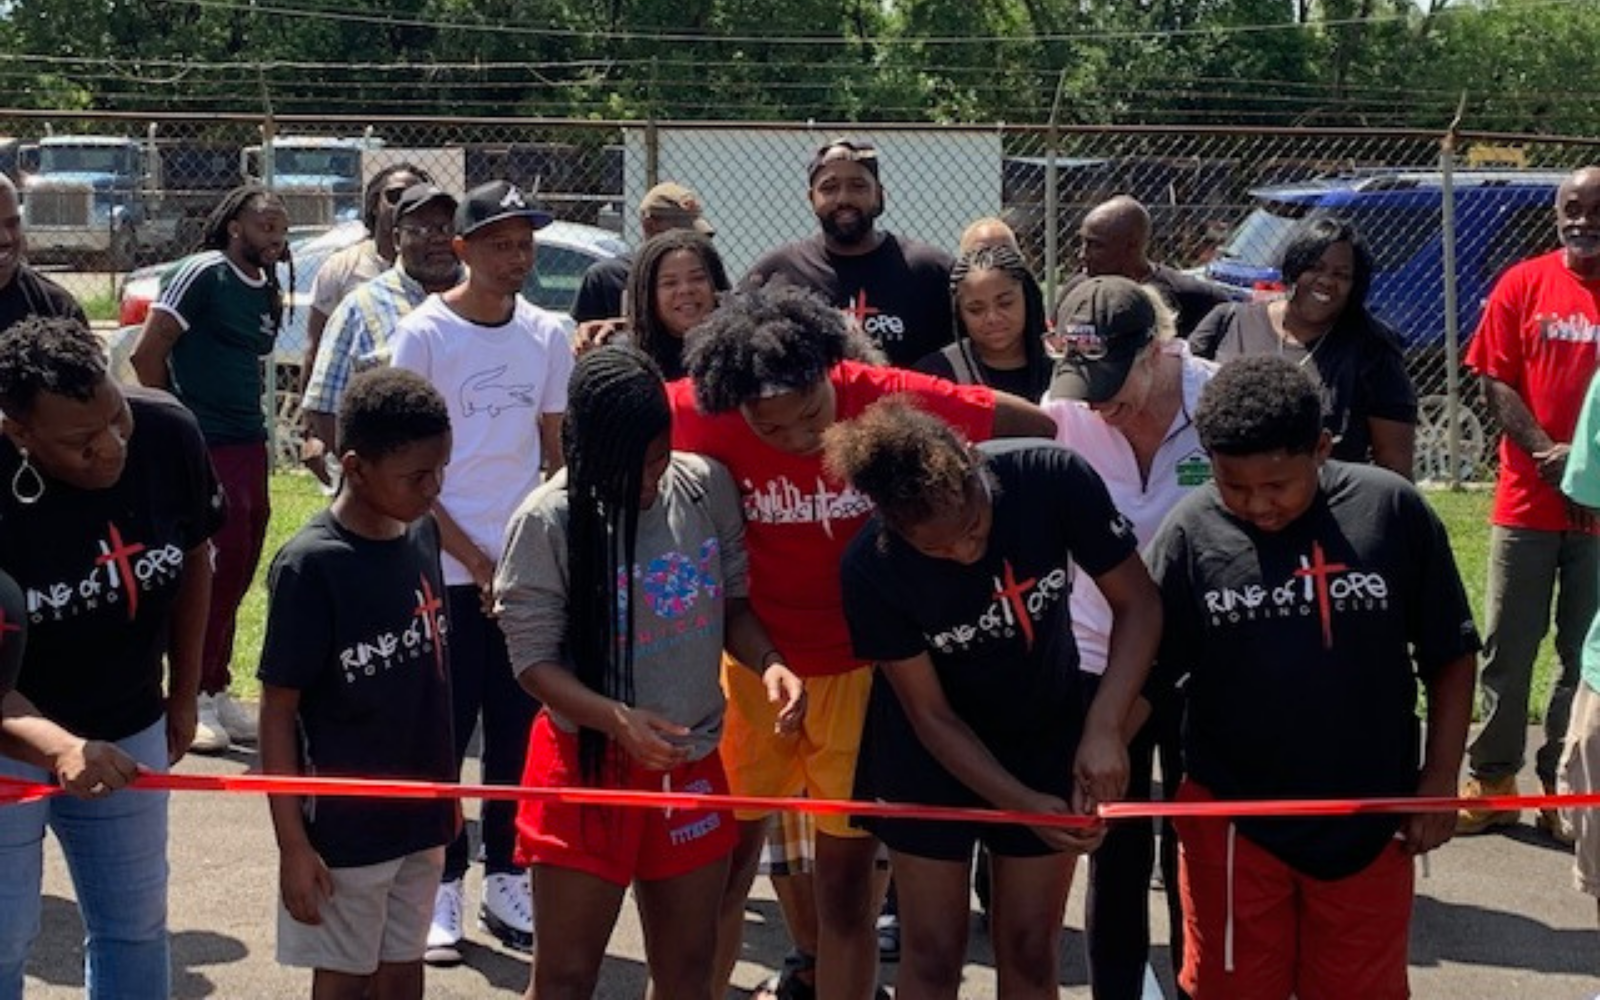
[443,586,540,880]
[1085,698,1187,1000]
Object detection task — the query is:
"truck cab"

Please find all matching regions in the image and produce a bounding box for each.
[22,136,150,269]
[242,136,378,228]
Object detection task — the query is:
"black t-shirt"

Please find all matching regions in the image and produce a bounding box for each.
[570,252,633,324]
[0,266,88,334]
[257,510,458,868]
[1058,264,1229,340]
[913,343,1052,402]
[744,233,955,367]
[1146,461,1481,880]
[842,441,1136,805]
[0,389,224,740]
[1189,301,1418,465]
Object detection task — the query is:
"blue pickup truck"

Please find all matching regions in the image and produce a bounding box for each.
[1203,169,1565,480]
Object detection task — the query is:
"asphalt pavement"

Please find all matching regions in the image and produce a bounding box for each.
[19,725,1600,998]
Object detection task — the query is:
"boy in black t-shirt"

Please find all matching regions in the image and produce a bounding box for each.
[1146,356,1478,1000]
[258,368,458,1000]
[827,399,1161,999]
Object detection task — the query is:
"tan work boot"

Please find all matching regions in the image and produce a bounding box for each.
[1456,774,1521,834]
[1535,781,1577,846]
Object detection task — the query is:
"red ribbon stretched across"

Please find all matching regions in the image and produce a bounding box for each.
[3,773,1599,826]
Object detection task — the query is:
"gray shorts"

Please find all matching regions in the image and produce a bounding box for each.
[276,846,444,974]
[1558,678,1600,898]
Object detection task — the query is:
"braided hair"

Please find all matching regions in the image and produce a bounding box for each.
[200,185,291,333]
[947,244,1051,399]
[362,162,432,234]
[624,230,731,380]
[562,346,673,784]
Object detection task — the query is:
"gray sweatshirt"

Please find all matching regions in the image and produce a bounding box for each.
[495,453,748,761]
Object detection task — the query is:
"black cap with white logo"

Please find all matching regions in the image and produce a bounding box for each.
[455,180,554,238]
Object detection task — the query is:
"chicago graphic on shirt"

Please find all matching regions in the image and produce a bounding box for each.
[24,521,184,624]
[338,573,449,684]
[615,538,724,653]
[741,475,874,537]
[926,561,1071,655]
[1201,541,1391,649]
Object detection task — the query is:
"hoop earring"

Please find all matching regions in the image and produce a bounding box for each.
[11,449,44,505]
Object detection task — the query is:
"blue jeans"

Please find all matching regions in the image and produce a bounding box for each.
[0,718,170,999]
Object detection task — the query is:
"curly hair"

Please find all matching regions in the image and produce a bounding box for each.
[1195,355,1324,457]
[823,396,978,539]
[336,367,451,460]
[625,230,731,381]
[683,285,852,413]
[0,315,107,417]
[562,346,674,784]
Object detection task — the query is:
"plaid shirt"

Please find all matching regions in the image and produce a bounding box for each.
[302,264,448,414]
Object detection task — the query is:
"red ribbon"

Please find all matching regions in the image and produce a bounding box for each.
[3,773,1598,826]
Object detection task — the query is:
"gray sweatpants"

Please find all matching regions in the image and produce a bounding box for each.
[1468,525,1600,784]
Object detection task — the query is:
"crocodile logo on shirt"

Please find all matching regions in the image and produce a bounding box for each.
[459,364,537,418]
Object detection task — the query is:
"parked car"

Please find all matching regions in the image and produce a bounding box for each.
[109,219,627,466]
[1202,169,1565,482]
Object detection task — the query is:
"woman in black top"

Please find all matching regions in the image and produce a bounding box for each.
[1190,215,1418,478]
[826,398,1159,1000]
[0,315,222,999]
[914,244,1053,401]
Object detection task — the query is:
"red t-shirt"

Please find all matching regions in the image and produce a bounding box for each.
[1466,250,1600,531]
[669,361,996,677]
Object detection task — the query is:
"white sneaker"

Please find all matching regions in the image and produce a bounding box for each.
[424,879,465,966]
[190,694,229,754]
[214,691,259,744]
[479,871,534,953]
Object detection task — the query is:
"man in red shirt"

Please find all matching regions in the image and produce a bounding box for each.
[671,285,1054,1000]
[1458,166,1600,838]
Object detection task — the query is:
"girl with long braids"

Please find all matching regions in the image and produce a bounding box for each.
[914,243,1053,402]
[825,398,1160,1000]
[130,184,291,754]
[495,347,804,1000]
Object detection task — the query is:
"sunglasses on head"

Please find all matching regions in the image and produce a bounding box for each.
[381,187,407,206]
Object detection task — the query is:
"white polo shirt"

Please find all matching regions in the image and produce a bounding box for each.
[1043,341,1217,674]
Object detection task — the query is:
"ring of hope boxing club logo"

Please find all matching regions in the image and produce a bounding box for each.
[1201,541,1391,649]
[25,522,185,624]
[927,560,1071,655]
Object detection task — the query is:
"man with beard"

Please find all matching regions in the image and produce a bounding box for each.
[131,186,291,753]
[1457,166,1600,841]
[0,175,87,333]
[301,183,465,482]
[745,139,954,367]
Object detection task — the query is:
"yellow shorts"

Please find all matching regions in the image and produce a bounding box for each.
[720,655,873,839]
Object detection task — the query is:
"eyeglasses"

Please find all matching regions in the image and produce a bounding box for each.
[397,222,455,240]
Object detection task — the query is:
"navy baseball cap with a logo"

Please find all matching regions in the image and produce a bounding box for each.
[455,180,554,237]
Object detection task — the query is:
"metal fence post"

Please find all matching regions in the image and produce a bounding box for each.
[1439,132,1463,488]
[1044,69,1070,308]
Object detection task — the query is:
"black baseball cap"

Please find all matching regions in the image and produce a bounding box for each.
[455,180,554,237]
[394,183,458,220]
[807,138,880,184]
[1048,276,1157,403]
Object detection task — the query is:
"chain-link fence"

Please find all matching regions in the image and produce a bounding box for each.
[4,109,1597,481]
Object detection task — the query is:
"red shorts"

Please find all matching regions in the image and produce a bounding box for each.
[1173,780,1414,1000]
[514,712,737,887]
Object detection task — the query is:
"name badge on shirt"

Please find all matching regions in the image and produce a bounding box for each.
[1177,455,1213,488]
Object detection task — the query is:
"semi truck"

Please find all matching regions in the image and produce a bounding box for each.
[20,129,238,269]
[241,135,378,229]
